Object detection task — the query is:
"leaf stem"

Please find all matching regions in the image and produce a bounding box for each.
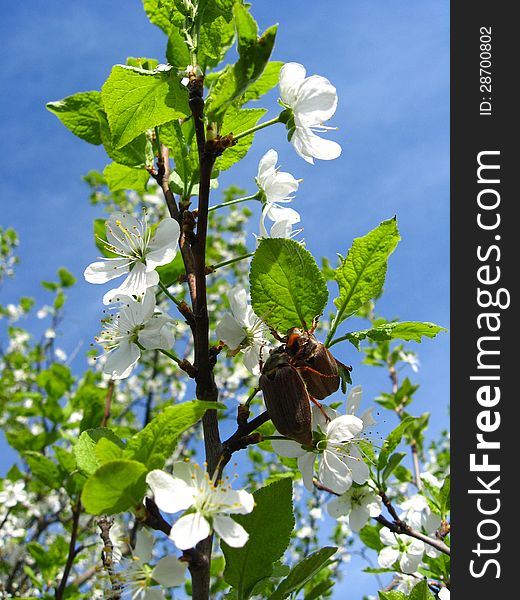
[158,281,183,307]
[209,252,254,271]
[232,115,282,142]
[208,192,259,212]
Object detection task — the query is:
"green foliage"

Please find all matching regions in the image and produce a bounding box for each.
[74,428,125,476]
[333,218,400,325]
[81,459,148,514]
[215,107,267,171]
[205,4,277,121]
[222,478,295,600]
[342,321,447,350]
[250,238,329,333]
[377,417,415,473]
[269,547,337,600]
[22,452,62,489]
[123,400,217,469]
[378,592,408,600]
[101,65,190,148]
[103,162,150,193]
[409,580,436,600]
[46,91,103,145]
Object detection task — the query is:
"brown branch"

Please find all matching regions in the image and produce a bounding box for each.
[98,517,122,600]
[375,515,451,556]
[55,499,82,600]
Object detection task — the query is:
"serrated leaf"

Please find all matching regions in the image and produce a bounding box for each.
[81,459,147,515]
[215,107,267,171]
[409,580,435,600]
[250,238,329,333]
[123,401,216,469]
[46,91,102,145]
[342,321,447,349]
[439,475,450,515]
[102,65,189,148]
[103,162,150,193]
[99,110,150,168]
[378,417,415,471]
[269,547,337,600]
[143,0,178,33]
[333,218,400,325]
[222,478,295,600]
[74,428,125,476]
[382,452,407,483]
[205,4,277,121]
[241,62,283,105]
[23,452,62,488]
[378,591,408,600]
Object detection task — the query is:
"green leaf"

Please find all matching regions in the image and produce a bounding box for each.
[342,321,447,350]
[99,110,151,168]
[74,428,125,476]
[142,0,178,33]
[409,580,435,600]
[358,523,384,552]
[81,459,148,515]
[95,436,125,465]
[241,61,283,105]
[103,162,150,193]
[23,452,62,488]
[198,3,236,69]
[250,238,329,333]
[333,218,400,324]
[378,417,415,471]
[304,580,335,600]
[215,107,267,171]
[46,91,102,145]
[57,267,76,288]
[102,65,189,149]
[166,27,192,69]
[378,592,407,600]
[205,4,277,121]
[382,452,407,483]
[124,401,216,469]
[269,547,337,600]
[156,253,185,286]
[223,478,295,600]
[439,475,450,515]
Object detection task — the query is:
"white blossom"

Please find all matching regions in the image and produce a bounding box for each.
[84,212,180,305]
[438,588,450,600]
[400,350,421,373]
[95,290,174,380]
[378,528,425,574]
[0,480,28,508]
[146,462,254,551]
[279,62,341,164]
[327,485,382,531]
[399,494,442,558]
[256,149,299,205]
[122,529,186,599]
[215,287,270,374]
[272,404,371,495]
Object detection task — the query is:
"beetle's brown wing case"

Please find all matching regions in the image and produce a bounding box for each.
[260,365,312,446]
[298,345,340,400]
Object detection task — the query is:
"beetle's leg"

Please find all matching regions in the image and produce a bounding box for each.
[309,396,331,422]
[297,365,338,379]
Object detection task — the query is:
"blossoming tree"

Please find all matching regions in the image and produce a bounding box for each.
[0,1,450,599]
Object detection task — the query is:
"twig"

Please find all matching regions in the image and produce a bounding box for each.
[55,499,82,600]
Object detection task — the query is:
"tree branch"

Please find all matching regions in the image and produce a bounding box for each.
[55,499,82,600]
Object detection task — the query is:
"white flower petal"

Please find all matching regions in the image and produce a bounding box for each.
[216,313,246,350]
[103,264,159,305]
[152,555,187,587]
[169,513,211,551]
[257,149,278,181]
[84,258,130,284]
[344,448,370,485]
[271,438,307,459]
[146,470,196,514]
[400,550,423,574]
[380,527,397,546]
[349,506,370,532]
[319,450,352,494]
[378,546,399,568]
[346,385,363,415]
[297,452,316,491]
[291,127,341,163]
[228,287,249,324]
[326,494,351,519]
[146,218,180,269]
[103,340,140,380]
[279,62,307,106]
[133,528,154,563]
[213,515,249,548]
[242,345,261,374]
[438,588,450,600]
[327,415,363,443]
[143,588,166,600]
[293,74,338,125]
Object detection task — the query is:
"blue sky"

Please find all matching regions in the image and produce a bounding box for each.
[1,1,449,597]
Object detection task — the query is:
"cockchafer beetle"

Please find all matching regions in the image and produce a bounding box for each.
[284,327,352,400]
[259,346,313,446]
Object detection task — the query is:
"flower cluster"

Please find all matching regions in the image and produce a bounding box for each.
[84,211,180,379]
